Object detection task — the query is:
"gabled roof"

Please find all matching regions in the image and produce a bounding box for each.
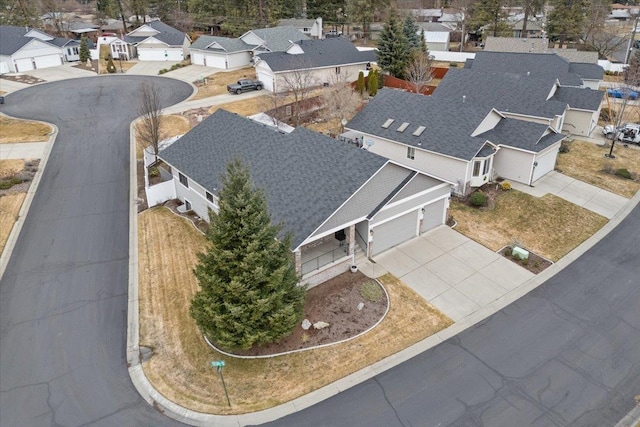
[424,32,450,43]
[245,26,309,51]
[125,20,186,46]
[158,110,389,248]
[568,62,604,80]
[0,25,58,55]
[256,37,376,72]
[434,68,567,118]
[484,36,549,53]
[346,88,493,161]
[552,86,603,111]
[417,22,452,32]
[478,118,565,153]
[190,35,252,53]
[278,18,316,28]
[512,19,544,31]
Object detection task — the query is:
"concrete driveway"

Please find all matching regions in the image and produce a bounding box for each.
[374,226,534,322]
[126,60,180,75]
[26,63,97,81]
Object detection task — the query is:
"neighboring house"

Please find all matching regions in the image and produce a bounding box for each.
[49,37,83,62]
[254,37,376,92]
[125,20,190,61]
[344,52,603,195]
[156,109,451,285]
[484,36,600,65]
[512,19,544,38]
[0,26,65,73]
[190,26,309,69]
[438,9,465,31]
[422,30,450,52]
[96,35,135,61]
[279,17,323,39]
[410,9,443,23]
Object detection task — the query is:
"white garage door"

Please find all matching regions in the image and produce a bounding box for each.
[532,146,559,183]
[192,52,204,65]
[371,210,418,256]
[138,49,183,61]
[0,62,9,74]
[204,54,226,68]
[34,54,62,69]
[15,58,34,72]
[257,71,274,91]
[420,199,446,233]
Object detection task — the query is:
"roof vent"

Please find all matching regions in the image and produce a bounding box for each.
[397,122,410,132]
[413,126,426,136]
[527,71,530,76]
[462,95,466,103]
[382,118,394,128]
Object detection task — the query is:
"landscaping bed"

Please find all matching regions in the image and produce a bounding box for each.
[0,74,45,84]
[498,245,553,274]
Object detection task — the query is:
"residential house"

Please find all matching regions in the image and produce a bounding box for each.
[254,37,376,92]
[279,17,323,39]
[512,19,544,38]
[344,52,603,195]
[422,30,450,52]
[125,20,190,61]
[410,9,443,23]
[438,9,464,31]
[483,36,600,65]
[190,26,309,69]
[156,109,451,285]
[96,35,135,61]
[0,26,65,73]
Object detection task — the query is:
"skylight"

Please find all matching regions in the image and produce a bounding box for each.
[397,122,410,132]
[382,118,394,128]
[413,126,426,136]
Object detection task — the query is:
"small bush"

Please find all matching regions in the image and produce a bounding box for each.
[615,168,632,179]
[359,280,384,302]
[106,57,117,73]
[10,177,22,185]
[559,142,570,153]
[599,107,616,123]
[0,181,12,190]
[158,68,168,75]
[521,258,529,266]
[500,181,511,191]
[449,62,458,67]
[470,191,487,207]
[149,167,160,177]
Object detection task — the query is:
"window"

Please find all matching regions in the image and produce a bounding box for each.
[407,146,415,160]
[285,105,292,116]
[335,67,341,74]
[206,192,214,203]
[67,48,72,55]
[483,158,490,175]
[472,161,481,177]
[413,126,426,136]
[382,118,394,128]
[178,172,188,187]
[72,47,78,55]
[397,122,410,132]
[184,199,191,211]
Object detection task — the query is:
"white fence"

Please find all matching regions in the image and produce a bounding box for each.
[598,60,626,74]
[430,51,475,63]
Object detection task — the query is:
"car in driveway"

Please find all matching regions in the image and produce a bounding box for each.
[607,87,639,100]
[603,122,640,140]
[227,79,263,94]
[617,123,640,144]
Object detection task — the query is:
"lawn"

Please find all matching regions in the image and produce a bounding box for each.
[0,193,25,253]
[190,67,257,100]
[557,140,640,199]
[135,114,191,159]
[0,117,51,143]
[450,190,608,262]
[209,95,271,117]
[138,207,452,414]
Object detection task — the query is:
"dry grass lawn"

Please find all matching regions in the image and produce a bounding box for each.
[135,115,191,159]
[0,193,26,253]
[451,191,608,262]
[209,95,270,117]
[190,67,257,100]
[557,140,640,199]
[0,117,51,143]
[0,159,24,179]
[138,207,452,414]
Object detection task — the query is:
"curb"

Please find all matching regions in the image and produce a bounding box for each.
[0,121,58,280]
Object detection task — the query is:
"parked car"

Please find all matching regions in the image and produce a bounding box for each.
[617,123,640,144]
[603,123,640,139]
[227,79,263,94]
[607,87,639,100]
[603,124,617,138]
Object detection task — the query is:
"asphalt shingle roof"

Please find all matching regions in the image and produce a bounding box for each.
[552,86,603,110]
[247,26,309,51]
[159,110,388,248]
[0,25,58,55]
[568,62,604,80]
[255,37,376,72]
[478,118,565,152]
[126,20,185,46]
[346,88,493,160]
[190,35,252,53]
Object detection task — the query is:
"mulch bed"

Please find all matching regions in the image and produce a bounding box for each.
[72,60,98,73]
[0,160,39,196]
[499,246,552,274]
[217,271,388,357]
[455,182,502,210]
[0,74,45,84]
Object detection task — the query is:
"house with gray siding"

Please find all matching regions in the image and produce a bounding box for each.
[156,110,451,286]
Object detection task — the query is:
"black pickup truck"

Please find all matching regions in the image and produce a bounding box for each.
[227,79,263,94]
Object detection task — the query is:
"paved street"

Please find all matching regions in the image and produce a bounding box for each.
[0,76,192,427]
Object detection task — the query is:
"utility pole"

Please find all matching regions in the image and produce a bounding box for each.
[625,14,639,65]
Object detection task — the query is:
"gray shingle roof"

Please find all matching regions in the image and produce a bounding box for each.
[126,20,185,46]
[478,118,565,153]
[484,36,549,53]
[247,26,309,51]
[159,110,388,248]
[190,35,252,53]
[278,18,316,28]
[0,25,58,55]
[255,38,376,72]
[346,88,493,160]
[552,86,603,111]
[434,68,567,118]
[568,62,604,80]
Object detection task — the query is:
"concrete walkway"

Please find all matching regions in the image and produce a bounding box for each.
[0,141,48,159]
[0,78,30,94]
[126,60,181,75]
[510,171,629,219]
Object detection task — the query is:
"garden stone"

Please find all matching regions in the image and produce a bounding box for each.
[301,319,312,330]
[313,321,330,330]
[357,302,365,311]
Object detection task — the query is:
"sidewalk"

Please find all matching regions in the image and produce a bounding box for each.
[0,141,48,159]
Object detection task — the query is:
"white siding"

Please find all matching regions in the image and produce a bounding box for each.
[192,52,204,65]
[171,167,218,220]
[138,48,183,61]
[562,109,597,137]
[532,144,560,183]
[204,54,226,68]
[493,146,534,184]
[270,63,368,93]
[227,51,251,68]
[472,110,503,136]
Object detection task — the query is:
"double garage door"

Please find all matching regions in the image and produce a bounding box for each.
[15,54,61,72]
[192,52,226,68]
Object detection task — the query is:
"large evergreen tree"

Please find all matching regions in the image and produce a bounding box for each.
[468,0,509,37]
[79,36,91,63]
[403,14,421,51]
[190,159,305,351]
[546,0,587,48]
[377,10,410,78]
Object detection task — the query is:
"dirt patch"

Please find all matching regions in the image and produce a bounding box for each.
[225,272,388,356]
[209,95,271,117]
[0,159,39,196]
[499,246,553,274]
[164,199,208,233]
[0,74,45,84]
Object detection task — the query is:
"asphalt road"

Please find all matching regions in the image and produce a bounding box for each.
[0,76,192,427]
[263,203,640,427]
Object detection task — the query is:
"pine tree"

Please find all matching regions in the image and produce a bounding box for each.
[106,56,117,73]
[356,71,365,95]
[377,10,410,78]
[190,159,305,351]
[420,28,428,53]
[546,0,587,48]
[403,14,421,51]
[79,37,91,63]
[368,69,379,96]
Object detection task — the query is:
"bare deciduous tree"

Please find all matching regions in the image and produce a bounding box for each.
[280,60,317,127]
[604,61,640,158]
[137,82,164,162]
[321,75,362,134]
[405,51,433,95]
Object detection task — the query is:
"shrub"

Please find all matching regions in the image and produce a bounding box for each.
[10,177,22,185]
[106,57,117,73]
[599,107,616,123]
[615,168,632,179]
[500,181,511,191]
[0,181,12,190]
[559,142,570,153]
[521,258,529,266]
[449,62,458,67]
[359,280,384,302]
[158,68,167,75]
[149,167,159,177]
[470,191,487,207]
